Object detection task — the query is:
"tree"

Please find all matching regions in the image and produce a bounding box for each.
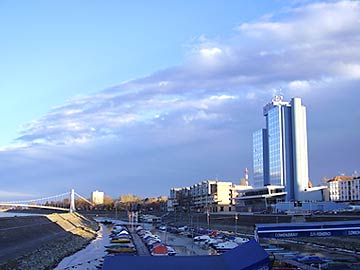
[103,195,114,210]
[119,194,142,210]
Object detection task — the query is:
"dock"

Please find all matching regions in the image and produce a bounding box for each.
[130,229,150,256]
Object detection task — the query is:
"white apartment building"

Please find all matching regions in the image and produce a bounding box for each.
[168,180,252,212]
[91,190,105,205]
[329,176,360,202]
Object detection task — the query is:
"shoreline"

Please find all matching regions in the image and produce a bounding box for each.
[0,213,99,270]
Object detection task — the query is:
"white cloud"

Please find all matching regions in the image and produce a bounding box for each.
[200,47,222,57]
[239,1,360,44]
[239,21,292,40]
[183,110,219,124]
[209,95,236,101]
[63,109,83,116]
[288,80,311,91]
[158,81,170,87]
[335,63,360,79]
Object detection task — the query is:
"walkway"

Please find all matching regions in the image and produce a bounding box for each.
[130,229,150,256]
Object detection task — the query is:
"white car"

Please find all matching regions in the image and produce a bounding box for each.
[213,241,238,251]
[233,237,249,244]
[193,235,211,241]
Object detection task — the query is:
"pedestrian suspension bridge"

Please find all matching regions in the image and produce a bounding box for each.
[0,189,93,212]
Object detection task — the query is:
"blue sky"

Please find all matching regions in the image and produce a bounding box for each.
[1,0,360,199]
[0,0,283,146]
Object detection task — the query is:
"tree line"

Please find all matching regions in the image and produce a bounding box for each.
[44,194,168,212]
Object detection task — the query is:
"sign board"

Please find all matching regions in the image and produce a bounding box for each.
[256,220,360,239]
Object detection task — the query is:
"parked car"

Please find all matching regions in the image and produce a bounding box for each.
[193,235,211,242]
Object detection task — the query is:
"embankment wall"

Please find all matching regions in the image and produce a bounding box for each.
[0,213,99,270]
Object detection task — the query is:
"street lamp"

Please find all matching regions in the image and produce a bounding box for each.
[207,209,210,230]
[235,213,238,234]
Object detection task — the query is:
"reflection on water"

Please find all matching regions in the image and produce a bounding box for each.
[0,212,42,218]
[54,223,114,270]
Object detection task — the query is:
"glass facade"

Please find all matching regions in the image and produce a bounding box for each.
[253,129,265,188]
[253,97,309,201]
[267,106,283,186]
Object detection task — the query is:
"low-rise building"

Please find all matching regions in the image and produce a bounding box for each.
[235,185,286,213]
[328,176,360,202]
[168,180,252,212]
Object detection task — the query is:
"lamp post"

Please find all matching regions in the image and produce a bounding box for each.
[190,214,194,238]
[207,209,210,230]
[235,213,238,234]
[206,186,210,230]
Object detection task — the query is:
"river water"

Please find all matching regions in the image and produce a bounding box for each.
[53,219,216,270]
[0,212,42,218]
[54,219,119,270]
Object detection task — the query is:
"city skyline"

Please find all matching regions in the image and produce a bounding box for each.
[1,1,360,200]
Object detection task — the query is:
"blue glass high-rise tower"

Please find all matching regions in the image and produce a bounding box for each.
[253,96,309,201]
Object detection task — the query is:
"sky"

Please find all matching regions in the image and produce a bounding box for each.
[0,0,359,200]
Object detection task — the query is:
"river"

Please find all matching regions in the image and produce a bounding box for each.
[0,211,42,218]
[54,219,121,270]
[53,219,216,270]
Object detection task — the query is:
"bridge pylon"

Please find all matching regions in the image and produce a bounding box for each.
[70,189,76,213]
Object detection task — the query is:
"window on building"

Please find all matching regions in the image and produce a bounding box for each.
[210,184,217,194]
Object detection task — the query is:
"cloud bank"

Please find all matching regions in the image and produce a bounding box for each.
[1,1,360,199]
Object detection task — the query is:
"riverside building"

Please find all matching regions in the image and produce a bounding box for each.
[253,96,314,202]
[328,175,360,202]
[168,180,251,212]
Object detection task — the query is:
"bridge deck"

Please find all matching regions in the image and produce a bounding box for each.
[0,203,68,212]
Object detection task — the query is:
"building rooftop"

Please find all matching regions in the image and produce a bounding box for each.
[327,176,357,182]
[263,95,290,115]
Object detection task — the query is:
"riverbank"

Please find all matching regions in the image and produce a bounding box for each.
[0,213,99,270]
